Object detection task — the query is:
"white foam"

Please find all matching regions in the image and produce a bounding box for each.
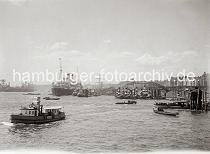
[1,122,14,127]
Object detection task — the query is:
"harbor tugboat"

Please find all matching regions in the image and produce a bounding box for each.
[10,97,65,124]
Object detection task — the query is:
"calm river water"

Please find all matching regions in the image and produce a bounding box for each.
[0,92,210,152]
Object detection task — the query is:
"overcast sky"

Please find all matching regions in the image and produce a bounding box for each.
[0,0,209,84]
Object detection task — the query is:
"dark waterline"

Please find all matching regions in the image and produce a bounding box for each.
[0,92,210,152]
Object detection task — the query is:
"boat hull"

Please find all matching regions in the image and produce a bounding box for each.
[115,102,136,104]
[153,109,178,116]
[0,89,34,92]
[52,87,74,96]
[155,105,189,109]
[43,97,60,100]
[115,101,137,104]
[10,112,65,124]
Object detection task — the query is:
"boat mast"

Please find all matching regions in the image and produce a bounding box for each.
[96,73,102,89]
[76,66,80,84]
[58,58,63,81]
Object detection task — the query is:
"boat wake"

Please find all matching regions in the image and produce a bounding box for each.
[1,122,14,126]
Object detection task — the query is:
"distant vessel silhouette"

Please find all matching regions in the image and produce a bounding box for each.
[51,58,82,96]
[0,80,35,92]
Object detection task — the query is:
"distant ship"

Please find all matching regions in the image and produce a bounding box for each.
[51,74,82,96]
[0,80,35,92]
[51,58,82,96]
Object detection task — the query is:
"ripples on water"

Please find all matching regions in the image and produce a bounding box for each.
[0,92,210,152]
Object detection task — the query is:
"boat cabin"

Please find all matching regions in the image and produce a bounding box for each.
[44,106,63,116]
[20,107,38,116]
[18,97,63,117]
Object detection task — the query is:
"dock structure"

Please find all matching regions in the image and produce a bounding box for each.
[164,86,208,111]
[115,72,209,102]
[165,73,208,111]
[146,82,166,99]
[118,81,167,99]
[165,85,206,97]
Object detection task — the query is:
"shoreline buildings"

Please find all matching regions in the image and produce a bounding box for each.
[114,72,209,100]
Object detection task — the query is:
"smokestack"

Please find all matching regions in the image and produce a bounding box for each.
[67,73,70,81]
[37,97,41,115]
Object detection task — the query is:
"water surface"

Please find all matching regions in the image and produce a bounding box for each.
[0,92,210,152]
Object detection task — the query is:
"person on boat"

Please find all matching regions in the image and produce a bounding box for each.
[29,102,36,108]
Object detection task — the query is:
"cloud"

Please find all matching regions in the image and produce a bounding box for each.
[168,50,196,57]
[121,51,135,56]
[205,44,210,48]
[50,42,69,51]
[33,44,97,62]
[32,42,76,59]
[135,53,168,65]
[33,42,69,53]
[103,40,111,44]
[6,0,31,6]
[68,50,81,55]
[182,51,196,56]
[33,50,81,60]
[167,50,197,63]
[0,50,5,73]
[135,51,197,66]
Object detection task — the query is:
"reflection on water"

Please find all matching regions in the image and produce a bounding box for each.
[0,93,210,152]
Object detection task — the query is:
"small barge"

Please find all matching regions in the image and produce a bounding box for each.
[10,97,65,124]
[154,100,189,109]
[115,100,137,104]
[43,97,60,100]
[23,93,40,95]
[153,107,179,116]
